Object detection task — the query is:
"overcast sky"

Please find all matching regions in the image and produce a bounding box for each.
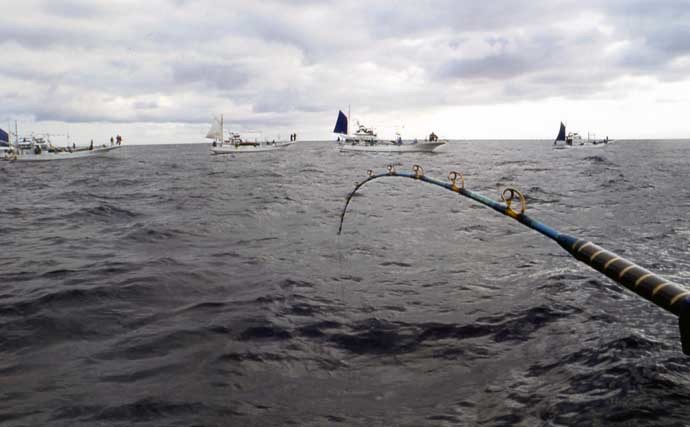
[1,0,690,143]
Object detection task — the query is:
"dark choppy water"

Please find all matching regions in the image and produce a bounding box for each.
[1,140,690,426]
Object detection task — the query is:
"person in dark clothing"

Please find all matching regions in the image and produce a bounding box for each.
[89,139,93,150]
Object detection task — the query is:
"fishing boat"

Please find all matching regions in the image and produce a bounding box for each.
[588,133,612,145]
[554,122,610,149]
[333,110,446,153]
[554,122,582,148]
[207,115,295,154]
[1,130,121,162]
[553,122,568,148]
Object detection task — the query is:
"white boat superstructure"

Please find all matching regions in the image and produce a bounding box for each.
[207,115,295,154]
[567,132,583,145]
[333,110,446,153]
[341,122,378,144]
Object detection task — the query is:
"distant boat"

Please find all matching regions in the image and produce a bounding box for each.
[333,110,446,153]
[207,115,295,154]
[588,132,612,145]
[554,122,611,149]
[1,126,121,162]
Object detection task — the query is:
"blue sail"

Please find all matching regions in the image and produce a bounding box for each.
[333,110,348,134]
[0,128,8,145]
[554,122,566,143]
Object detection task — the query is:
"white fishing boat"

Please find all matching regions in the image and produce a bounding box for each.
[207,115,295,154]
[587,132,612,145]
[1,128,122,162]
[333,110,446,153]
[553,122,610,149]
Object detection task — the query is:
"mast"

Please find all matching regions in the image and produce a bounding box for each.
[220,114,224,144]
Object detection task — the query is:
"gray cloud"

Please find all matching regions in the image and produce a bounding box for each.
[437,54,535,80]
[171,62,250,91]
[1,0,690,138]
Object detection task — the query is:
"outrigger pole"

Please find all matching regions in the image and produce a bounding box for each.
[338,165,690,355]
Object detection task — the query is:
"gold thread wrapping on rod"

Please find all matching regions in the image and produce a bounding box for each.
[387,165,395,175]
[501,188,526,215]
[635,273,653,288]
[604,256,622,269]
[619,264,635,279]
[589,249,603,261]
[412,164,424,179]
[367,170,373,177]
[652,282,670,297]
[671,292,690,305]
[571,240,582,251]
[577,242,592,253]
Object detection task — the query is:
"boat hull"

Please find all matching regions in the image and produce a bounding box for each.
[3,145,122,161]
[339,141,446,153]
[553,141,609,150]
[210,141,294,154]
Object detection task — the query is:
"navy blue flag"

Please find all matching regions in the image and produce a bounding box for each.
[555,122,566,142]
[333,111,348,134]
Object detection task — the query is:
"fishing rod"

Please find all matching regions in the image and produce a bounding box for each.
[338,164,690,355]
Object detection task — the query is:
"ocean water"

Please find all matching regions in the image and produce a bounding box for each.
[1,140,690,426]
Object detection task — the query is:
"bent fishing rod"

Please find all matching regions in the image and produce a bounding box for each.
[338,165,690,355]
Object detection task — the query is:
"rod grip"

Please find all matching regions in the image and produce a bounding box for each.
[558,234,690,354]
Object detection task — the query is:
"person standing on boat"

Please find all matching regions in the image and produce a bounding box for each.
[110,137,114,146]
[116,135,122,145]
[89,139,93,150]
